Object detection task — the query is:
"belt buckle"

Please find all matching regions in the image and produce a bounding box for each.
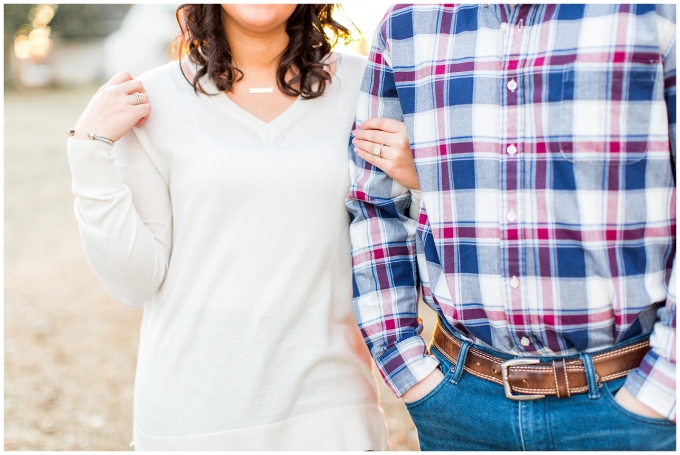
[500,358,546,401]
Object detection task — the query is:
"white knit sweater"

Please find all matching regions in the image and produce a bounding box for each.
[67,52,387,450]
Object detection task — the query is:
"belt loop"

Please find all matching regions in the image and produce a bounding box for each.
[450,339,472,384]
[579,352,600,399]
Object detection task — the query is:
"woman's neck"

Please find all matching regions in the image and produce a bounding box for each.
[222,14,289,73]
[218,9,299,123]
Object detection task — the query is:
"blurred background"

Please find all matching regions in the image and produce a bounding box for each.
[4,3,437,450]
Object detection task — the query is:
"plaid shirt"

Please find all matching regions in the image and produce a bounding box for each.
[347,4,676,420]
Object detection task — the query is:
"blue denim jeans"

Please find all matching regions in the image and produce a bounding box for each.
[406,333,676,451]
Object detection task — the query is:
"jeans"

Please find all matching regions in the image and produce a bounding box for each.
[405,334,676,451]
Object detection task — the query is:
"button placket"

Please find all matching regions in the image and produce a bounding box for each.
[501,5,530,341]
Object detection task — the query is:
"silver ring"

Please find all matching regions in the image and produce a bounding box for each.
[373,143,384,157]
[134,91,141,105]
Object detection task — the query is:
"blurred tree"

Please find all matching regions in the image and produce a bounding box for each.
[4,4,33,89]
[4,4,33,47]
[49,4,131,41]
[4,4,131,89]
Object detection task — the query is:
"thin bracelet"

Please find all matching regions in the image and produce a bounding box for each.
[68,128,114,147]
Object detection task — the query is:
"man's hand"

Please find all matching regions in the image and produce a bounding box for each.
[614,385,665,419]
[402,367,446,403]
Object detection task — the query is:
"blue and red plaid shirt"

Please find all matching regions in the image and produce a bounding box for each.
[347,4,676,420]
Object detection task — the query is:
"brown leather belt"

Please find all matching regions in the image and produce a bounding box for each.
[432,319,650,400]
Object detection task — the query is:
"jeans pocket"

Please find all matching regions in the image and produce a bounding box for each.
[600,378,675,426]
[404,365,454,411]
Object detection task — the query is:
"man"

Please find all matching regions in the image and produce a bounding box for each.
[347,4,675,450]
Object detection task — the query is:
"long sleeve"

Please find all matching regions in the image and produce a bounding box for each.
[346,18,438,397]
[67,129,172,309]
[623,4,676,421]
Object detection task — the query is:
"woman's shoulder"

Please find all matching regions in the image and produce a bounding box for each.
[135,60,194,95]
[332,51,368,77]
[328,51,367,94]
[130,60,197,147]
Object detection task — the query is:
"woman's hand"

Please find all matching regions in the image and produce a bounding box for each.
[352,118,420,190]
[72,70,151,143]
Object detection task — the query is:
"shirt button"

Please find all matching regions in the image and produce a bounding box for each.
[506,209,516,222]
[507,79,518,92]
[501,22,508,32]
[520,337,530,347]
[510,276,520,288]
[507,144,517,155]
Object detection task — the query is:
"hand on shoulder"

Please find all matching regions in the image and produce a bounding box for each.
[72,70,151,143]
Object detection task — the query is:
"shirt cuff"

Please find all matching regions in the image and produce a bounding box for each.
[67,138,122,193]
[623,349,676,421]
[408,189,421,220]
[375,335,440,397]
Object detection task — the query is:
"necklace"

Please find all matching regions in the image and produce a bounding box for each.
[248,87,274,94]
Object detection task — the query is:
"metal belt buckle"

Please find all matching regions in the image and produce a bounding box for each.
[500,358,546,401]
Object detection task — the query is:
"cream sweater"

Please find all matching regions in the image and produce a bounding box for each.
[67,53,387,450]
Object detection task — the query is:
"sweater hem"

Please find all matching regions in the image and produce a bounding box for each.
[132,403,387,450]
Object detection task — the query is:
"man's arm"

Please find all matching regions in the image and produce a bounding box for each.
[620,4,676,421]
[346,11,440,398]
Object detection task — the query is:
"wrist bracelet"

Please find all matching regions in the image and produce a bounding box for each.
[68,128,114,147]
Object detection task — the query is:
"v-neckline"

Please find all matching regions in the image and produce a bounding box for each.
[178,54,341,146]
[220,85,301,127]
[215,89,306,135]
[179,57,315,146]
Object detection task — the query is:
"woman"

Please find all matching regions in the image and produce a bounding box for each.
[67,4,418,450]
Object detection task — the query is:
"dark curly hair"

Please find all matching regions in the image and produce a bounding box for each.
[173,4,354,99]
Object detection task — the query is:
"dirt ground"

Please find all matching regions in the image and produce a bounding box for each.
[4,87,437,450]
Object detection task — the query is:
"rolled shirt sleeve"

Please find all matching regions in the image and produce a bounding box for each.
[345,17,438,397]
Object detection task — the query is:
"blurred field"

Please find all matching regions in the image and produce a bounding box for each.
[4,86,437,450]
[4,87,141,450]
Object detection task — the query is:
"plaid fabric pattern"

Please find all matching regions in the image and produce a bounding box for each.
[346,4,676,419]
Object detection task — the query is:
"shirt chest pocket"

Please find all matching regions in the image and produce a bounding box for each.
[557,64,661,164]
